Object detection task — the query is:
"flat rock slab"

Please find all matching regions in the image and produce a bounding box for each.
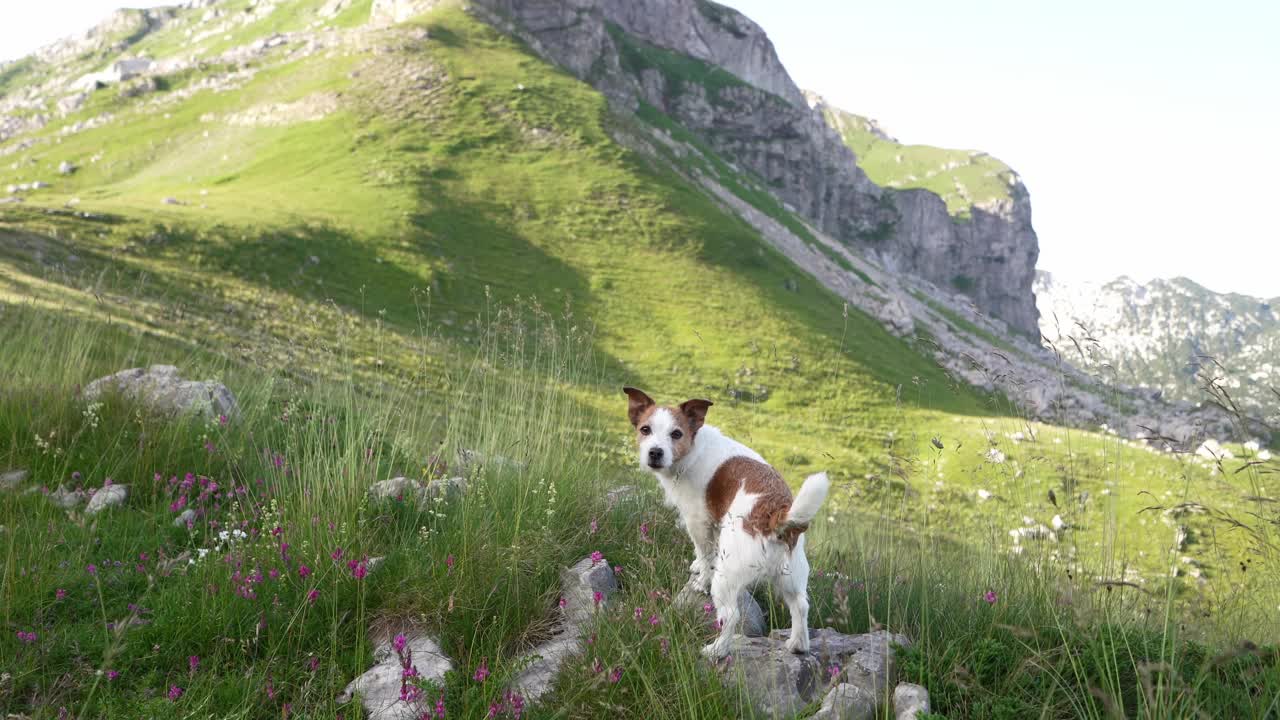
[86,484,128,514]
[512,555,618,703]
[339,632,452,720]
[716,628,909,718]
[84,365,238,420]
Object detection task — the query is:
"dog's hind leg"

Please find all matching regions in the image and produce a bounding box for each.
[779,535,811,654]
[702,569,746,659]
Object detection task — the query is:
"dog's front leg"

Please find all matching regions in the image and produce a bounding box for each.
[687,529,717,592]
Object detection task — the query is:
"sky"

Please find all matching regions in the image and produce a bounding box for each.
[3,1,1278,297]
[728,0,1280,298]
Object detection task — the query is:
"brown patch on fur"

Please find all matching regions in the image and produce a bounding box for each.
[623,387,655,427]
[666,408,695,462]
[706,456,804,549]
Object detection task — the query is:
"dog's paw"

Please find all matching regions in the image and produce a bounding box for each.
[688,557,705,574]
[701,641,729,660]
[784,633,810,654]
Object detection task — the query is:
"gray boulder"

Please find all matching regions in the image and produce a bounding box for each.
[0,469,28,491]
[86,484,128,514]
[368,476,466,505]
[83,365,238,419]
[338,631,452,720]
[512,554,619,702]
[715,628,908,718]
[894,682,931,719]
[50,485,87,509]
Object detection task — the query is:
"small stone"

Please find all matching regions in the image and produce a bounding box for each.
[339,631,452,719]
[368,476,427,504]
[605,484,639,507]
[58,161,76,175]
[162,196,182,205]
[173,508,196,528]
[86,484,128,514]
[0,469,28,491]
[50,485,87,509]
[894,682,931,720]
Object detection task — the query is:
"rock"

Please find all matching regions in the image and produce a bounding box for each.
[173,508,196,528]
[875,294,915,336]
[371,0,443,23]
[368,476,466,505]
[58,161,77,175]
[162,196,182,205]
[674,583,765,638]
[604,484,639,507]
[474,0,1040,334]
[338,631,452,720]
[427,475,466,498]
[893,682,931,719]
[50,485,87,509]
[811,683,876,720]
[86,484,128,514]
[512,554,618,702]
[118,76,158,98]
[0,469,28,492]
[455,448,523,475]
[83,365,238,419]
[368,476,426,503]
[714,628,908,718]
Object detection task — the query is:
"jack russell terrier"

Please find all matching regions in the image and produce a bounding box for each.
[623,387,829,658]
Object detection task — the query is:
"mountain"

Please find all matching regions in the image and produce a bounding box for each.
[1037,271,1280,418]
[2,2,1278,716]
[472,0,1040,337]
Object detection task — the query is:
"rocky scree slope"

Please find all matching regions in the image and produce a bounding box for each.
[470,0,1041,337]
[1037,271,1280,420]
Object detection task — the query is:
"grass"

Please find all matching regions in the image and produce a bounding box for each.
[2,1,1279,716]
[817,104,1017,219]
[2,300,1277,718]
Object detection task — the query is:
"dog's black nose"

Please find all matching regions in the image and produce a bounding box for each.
[648,447,664,462]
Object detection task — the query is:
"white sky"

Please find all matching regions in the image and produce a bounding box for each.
[4,1,1279,298]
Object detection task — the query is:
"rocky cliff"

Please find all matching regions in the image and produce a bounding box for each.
[472,0,1040,335]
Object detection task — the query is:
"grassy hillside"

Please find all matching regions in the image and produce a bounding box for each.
[2,2,1278,717]
[814,100,1019,218]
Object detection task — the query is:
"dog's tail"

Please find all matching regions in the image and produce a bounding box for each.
[783,471,830,528]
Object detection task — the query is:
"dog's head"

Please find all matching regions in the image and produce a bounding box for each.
[622,387,712,472]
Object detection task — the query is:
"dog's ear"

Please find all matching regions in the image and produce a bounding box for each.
[679,398,713,434]
[622,387,655,427]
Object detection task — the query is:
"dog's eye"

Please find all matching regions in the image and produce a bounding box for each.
[639,426,651,436]
[671,429,683,440]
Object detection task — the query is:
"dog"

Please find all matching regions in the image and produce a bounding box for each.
[623,387,830,658]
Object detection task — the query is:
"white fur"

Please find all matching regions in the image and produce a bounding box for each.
[639,422,829,658]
